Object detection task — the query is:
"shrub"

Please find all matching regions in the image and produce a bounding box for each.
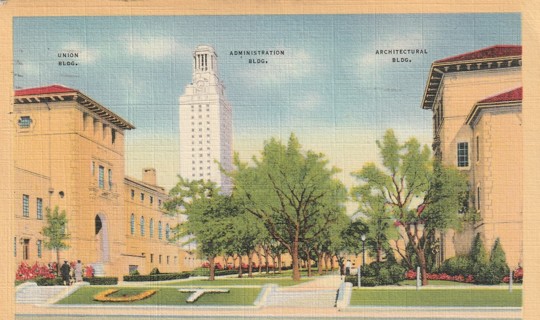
[83,276,118,285]
[36,277,63,286]
[129,269,140,276]
[388,264,406,283]
[473,263,501,285]
[470,233,488,275]
[16,262,55,281]
[440,256,472,276]
[123,272,191,282]
[149,267,160,275]
[345,275,377,287]
[489,238,509,280]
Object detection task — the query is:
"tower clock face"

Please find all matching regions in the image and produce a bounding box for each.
[196,80,205,90]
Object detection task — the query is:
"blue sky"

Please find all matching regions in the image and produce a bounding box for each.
[14,14,521,198]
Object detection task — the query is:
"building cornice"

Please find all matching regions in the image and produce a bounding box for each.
[421,55,521,110]
[465,101,521,128]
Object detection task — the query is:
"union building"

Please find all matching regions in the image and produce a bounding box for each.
[13,85,195,277]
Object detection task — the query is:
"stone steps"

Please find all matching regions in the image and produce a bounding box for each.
[265,289,338,308]
[16,283,67,304]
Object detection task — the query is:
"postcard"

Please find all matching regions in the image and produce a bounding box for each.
[2,1,539,319]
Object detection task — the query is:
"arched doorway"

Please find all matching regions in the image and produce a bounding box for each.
[95,214,110,262]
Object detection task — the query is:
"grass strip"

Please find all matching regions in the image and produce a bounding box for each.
[350,288,522,307]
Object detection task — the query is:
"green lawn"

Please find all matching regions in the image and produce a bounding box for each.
[164,277,309,287]
[350,288,522,307]
[399,280,473,286]
[57,286,261,306]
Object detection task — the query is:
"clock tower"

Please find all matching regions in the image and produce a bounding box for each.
[179,45,233,194]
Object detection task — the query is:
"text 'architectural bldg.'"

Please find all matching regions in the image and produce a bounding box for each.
[179,45,233,194]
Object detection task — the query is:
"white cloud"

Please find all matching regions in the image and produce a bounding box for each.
[121,34,189,60]
[292,91,322,111]
[61,42,100,64]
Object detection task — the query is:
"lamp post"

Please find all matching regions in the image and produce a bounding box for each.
[361,234,366,267]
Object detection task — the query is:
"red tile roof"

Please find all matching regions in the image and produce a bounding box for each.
[15,84,77,96]
[435,45,522,63]
[478,87,522,104]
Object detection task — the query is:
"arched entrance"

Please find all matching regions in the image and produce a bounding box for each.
[95,214,110,262]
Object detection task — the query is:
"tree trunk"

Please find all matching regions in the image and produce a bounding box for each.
[417,248,429,285]
[377,244,382,263]
[292,239,301,281]
[317,252,324,275]
[323,253,329,272]
[256,250,263,274]
[208,256,216,281]
[237,255,243,278]
[330,255,335,271]
[248,252,253,278]
[277,254,282,273]
[56,249,60,276]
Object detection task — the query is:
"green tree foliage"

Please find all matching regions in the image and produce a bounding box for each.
[41,206,70,276]
[469,233,488,275]
[230,134,348,281]
[489,238,510,279]
[351,129,468,285]
[179,194,238,280]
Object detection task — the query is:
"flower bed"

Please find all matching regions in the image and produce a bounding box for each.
[503,267,523,283]
[93,288,157,302]
[405,270,474,283]
[16,262,55,281]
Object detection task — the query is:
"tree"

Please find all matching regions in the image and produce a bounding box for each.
[41,206,70,276]
[489,238,509,279]
[351,129,468,285]
[230,134,348,281]
[469,232,488,275]
[164,177,230,280]
[178,194,237,280]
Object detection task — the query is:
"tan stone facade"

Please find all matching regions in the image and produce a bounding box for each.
[13,85,188,277]
[421,45,523,267]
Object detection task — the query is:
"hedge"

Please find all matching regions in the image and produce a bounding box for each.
[83,277,118,285]
[123,272,191,282]
[345,275,377,287]
[36,277,63,286]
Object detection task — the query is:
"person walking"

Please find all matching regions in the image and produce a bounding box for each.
[60,261,71,286]
[74,260,83,282]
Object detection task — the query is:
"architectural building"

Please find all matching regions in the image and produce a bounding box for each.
[13,85,194,277]
[421,45,522,267]
[179,45,233,194]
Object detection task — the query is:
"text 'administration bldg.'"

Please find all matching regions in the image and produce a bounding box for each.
[179,45,233,194]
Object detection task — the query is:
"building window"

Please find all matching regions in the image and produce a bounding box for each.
[150,196,153,205]
[112,129,116,144]
[166,224,170,240]
[22,239,29,260]
[476,136,480,162]
[158,199,162,207]
[158,221,162,239]
[150,254,154,263]
[159,255,162,264]
[98,165,105,188]
[140,193,145,202]
[37,240,42,258]
[18,116,32,128]
[130,214,135,235]
[91,161,95,176]
[477,186,481,210]
[140,216,145,236]
[36,198,43,220]
[22,194,29,217]
[457,142,469,167]
[149,218,154,238]
[167,256,170,264]
[108,169,113,190]
[131,189,135,200]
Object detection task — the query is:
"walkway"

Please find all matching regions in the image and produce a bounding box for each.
[264,274,342,308]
